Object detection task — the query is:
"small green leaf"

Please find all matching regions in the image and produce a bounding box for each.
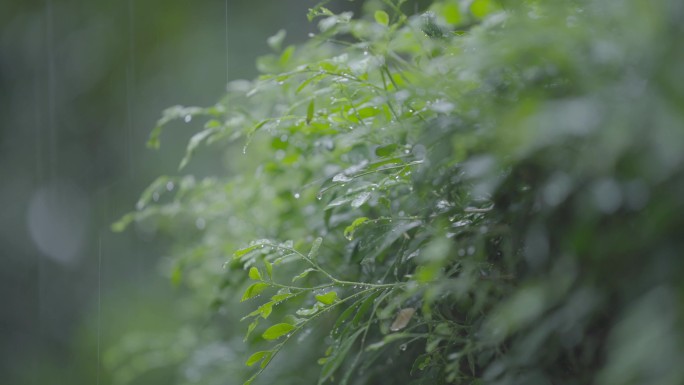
[351,191,371,208]
[264,260,273,279]
[292,268,317,282]
[356,106,380,118]
[306,99,315,125]
[411,354,431,375]
[244,319,259,342]
[259,302,273,319]
[241,283,269,302]
[374,10,389,26]
[319,328,364,384]
[375,144,398,157]
[279,45,295,66]
[297,304,322,316]
[179,128,215,170]
[315,291,338,305]
[332,298,365,338]
[470,0,498,19]
[352,290,382,327]
[271,292,296,302]
[262,323,295,340]
[344,217,369,240]
[248,267,261,281]
[308,238,323,260]
[170,265,182,286]
[296,74,323,94]
[246,351,271,367]
[443,3,462,25]
[233,242,267,259]
[147,125,162,149]
[111,213,135,233]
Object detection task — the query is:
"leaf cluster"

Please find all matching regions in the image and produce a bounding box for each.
[112,0,684,384]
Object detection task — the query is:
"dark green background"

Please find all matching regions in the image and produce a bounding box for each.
[0,1,357,383]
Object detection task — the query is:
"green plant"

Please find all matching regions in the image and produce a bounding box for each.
[112,0,684,384]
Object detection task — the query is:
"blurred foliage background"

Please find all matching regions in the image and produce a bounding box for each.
[0,1,350,383]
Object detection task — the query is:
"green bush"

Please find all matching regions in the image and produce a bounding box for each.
[112,0,684,384]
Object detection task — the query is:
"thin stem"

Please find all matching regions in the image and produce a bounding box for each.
[245,286,383,383]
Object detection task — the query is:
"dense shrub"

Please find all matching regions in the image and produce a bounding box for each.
[111,1,684,384]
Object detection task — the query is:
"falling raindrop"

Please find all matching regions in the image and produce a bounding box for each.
[126,0,137,178]
[96,234,102,385]
[225,0,230,85]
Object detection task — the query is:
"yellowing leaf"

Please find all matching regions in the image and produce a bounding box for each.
[390,308,416,331]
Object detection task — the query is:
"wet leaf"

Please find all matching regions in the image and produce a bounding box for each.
[315,291,338,305]
[241,283,270,302]
[262,323,295,340]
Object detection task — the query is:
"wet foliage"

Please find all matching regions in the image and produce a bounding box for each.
[112,0,684,384]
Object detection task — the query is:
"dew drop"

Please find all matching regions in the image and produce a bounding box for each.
[294,193,301,199]
[166,182,174,191]
[184,115,192,123]
[399,344,407,351]
[152,192,160,202]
